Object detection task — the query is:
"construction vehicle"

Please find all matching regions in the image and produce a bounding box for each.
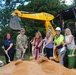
[10,10,65,62]
[10,10,56,36]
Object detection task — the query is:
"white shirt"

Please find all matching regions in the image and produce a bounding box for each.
[65,35,75,50]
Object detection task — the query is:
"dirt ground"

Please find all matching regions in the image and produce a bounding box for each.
[0,57,76,75]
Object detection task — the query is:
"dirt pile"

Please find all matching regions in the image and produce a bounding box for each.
[0,57,76,75]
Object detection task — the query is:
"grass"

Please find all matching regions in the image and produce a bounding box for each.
[0,56,5,64]
[0,53,31,65]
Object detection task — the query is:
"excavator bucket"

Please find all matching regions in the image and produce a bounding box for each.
[10,15,21,30]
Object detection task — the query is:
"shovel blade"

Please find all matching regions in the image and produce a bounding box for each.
[10,15,21,30]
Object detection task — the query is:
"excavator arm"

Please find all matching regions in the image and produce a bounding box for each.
[10,10,56,36]
[12,10,54,21]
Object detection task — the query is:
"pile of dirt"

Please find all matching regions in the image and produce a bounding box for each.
[0,57,76,75]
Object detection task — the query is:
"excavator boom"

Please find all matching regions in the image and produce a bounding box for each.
[10,10,56,36]
[12,10,54,21]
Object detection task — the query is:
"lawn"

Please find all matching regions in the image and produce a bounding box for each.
[0,53,31,65]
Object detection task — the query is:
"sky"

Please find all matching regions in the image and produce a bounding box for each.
[1,0,74,5]
[65,0,73,5]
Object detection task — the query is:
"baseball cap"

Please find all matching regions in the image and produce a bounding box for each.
[20,28,25,31]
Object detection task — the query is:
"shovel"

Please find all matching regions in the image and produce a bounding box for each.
[10,15,21,30]
[15,52,25,65]
[21,52,25,60]
[41,41,46,56]
[4,50,10,63]
[68,49,76,57]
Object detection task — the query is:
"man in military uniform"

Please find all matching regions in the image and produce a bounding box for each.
[16,28,28,60]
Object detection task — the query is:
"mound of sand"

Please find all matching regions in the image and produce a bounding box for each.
[0,57,76,75]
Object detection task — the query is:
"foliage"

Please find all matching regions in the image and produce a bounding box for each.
[0,26,19,55]
[0,0,75,55]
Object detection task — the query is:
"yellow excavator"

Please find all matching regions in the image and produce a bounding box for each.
[10,10,59,61]
[10,10,56,36]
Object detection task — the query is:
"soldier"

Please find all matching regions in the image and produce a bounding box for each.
[16,28,28,60]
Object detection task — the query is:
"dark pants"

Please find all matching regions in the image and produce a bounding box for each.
[5,52,15,64]
[46,48,53,59]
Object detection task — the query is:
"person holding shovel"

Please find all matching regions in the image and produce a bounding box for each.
[43,31,54,59]
[2,33,15,64]
[64,28,76,69]
[31,32,43,60]
[16,28,28,60]
[54,27,66,65]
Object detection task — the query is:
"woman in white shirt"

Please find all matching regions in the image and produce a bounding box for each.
[64,28,76,69]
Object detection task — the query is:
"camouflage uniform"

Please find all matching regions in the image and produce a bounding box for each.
[16,34,28,59]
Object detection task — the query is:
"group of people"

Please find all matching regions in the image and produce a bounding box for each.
[1,27,76,69]
[2,28,28,64]
[30,27,76,69]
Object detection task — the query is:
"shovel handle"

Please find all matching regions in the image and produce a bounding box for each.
[6,53,10,62]
[21,52,25,60]
[72,49,75,55]
[4,50,10,62]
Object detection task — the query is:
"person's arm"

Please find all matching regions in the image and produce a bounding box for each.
[31,37,36,46]
[63,38,66,46]
[31,41,35,45]
[37,40,43,48]
[2,46,5,50]
[2,42,6,52]
[2,46,7,54]
[64,35,74,45]
[55,43,62,47]
[2,40,13,54]
[45,36,53,46]
[6,40,14,51]
[55,36,64,47]
[2,41,5,49]
[43,37,46,42]
[25,36,28,49]
[6,43,13,51]
[74,45,76,50]
[30,38,33,44]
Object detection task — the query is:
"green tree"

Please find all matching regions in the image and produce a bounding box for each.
[0,0,25,55]
[0,0,70,55]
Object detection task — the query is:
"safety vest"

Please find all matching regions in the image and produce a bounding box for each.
[54,34,64,45]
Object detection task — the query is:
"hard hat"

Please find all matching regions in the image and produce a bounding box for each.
[55,27,61,31]
[0,60,4,67]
